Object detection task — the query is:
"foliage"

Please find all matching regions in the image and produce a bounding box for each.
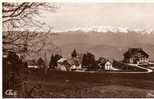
[49,54,62,69]
[96,57,108,69]
[2,2,57,53]
[37,57,46,69]
[2,2,57,27]
[82,54,88,67]
[3,51,24,97]
[71,49,77,58]
[2,2,58,97]
[82,52,97,69]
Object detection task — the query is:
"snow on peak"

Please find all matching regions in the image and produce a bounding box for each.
[52,26,154,34]
[67,26,129,33]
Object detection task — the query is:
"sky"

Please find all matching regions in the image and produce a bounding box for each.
[39,3,154,32]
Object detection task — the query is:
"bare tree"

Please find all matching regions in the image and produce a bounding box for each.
[2,2,61,97]
[2,2,57,26]
[2,2,58,53]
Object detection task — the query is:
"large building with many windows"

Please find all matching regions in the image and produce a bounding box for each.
[123,48,149,64]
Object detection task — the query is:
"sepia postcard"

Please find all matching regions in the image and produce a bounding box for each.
[2,1,154,98]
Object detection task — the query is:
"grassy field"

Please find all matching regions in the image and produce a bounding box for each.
[17,69,154,98]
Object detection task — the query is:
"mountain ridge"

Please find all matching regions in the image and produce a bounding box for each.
[52,26,154,34]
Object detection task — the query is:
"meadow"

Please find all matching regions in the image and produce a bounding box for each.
[21,69,154,98]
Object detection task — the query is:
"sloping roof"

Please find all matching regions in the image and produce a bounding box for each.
[57,58,67,63]
[123,48,149,58]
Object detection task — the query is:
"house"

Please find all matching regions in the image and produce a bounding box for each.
[67,57,82,71]
[97,57,119,71]
[104,61,112,70]
[123,48,149,64]
[56,57,83,71]
[104,61,119,71]
[56,64,67,71]
[56,58,68,71]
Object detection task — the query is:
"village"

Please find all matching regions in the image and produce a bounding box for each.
[5,47,153,73]
[2,2,154,98]
[30,48,154,73]
[3,47,154,98]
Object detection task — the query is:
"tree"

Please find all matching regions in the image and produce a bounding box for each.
[37,57,45,69]
[2,2,57,27]
[49,54,62,69]
[49,55,55,69]
[71,49,77,58]
[86,52,97,69]
[81,52,97,69]
[3,51,23,96]
[97,57,107,69]
[2,2,58,97]
[82,54,88,68]
[2,2,57,53]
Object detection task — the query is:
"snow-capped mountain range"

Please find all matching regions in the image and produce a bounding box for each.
[52,26,154,34]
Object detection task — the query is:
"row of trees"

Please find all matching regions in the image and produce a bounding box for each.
[3,49,106,95]
[28,49,109,70]
[48,49,107,70]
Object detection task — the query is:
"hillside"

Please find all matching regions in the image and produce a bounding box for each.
[22,31,154,61]
[51,31,154,60]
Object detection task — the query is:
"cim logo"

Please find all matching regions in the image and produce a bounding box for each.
[5,89,17,96]
[146,92,154,98]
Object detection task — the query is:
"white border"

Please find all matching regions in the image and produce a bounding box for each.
[0,1,2,98]
[1,0,154,3]
[1,0,154,98]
